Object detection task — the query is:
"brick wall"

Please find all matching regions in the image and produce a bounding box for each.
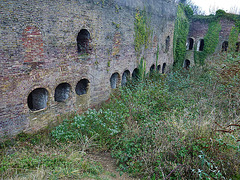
[0,0,177,138]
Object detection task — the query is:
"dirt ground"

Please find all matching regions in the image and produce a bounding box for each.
[85,152,139,180]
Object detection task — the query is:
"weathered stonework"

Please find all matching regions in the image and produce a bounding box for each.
[0,0,177,138]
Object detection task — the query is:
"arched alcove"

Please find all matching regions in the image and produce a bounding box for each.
[28,88,48,111]
[132,68,140,80]
[187,38,194,50]
[222,41,228,52]
[197,39,204,51]
[236,42,240,52]
[75,79,90,95]
[150,64,155,72]
[157,65,161,73]
[77,29,91,55]
[162,63,166,74]
[121,70,130,86]
[165,36,170,52]
[110,72,120,89]
[183,59,190,69]
[54,83,71,102]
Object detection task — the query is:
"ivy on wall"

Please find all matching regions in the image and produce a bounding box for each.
[173,4,190,68]
[194,21,221,65]
[134,8,152,79]
[189,10,239,65]
[134,8,152,56]
[228,26,239,52]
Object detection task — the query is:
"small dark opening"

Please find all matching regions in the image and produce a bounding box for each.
[162,63,166,74]
[76,79,89,95]
[28,88,48,111]
[222,41,228,52]
[110,73,120,89]
[150,64,155,72]
[55,83,71,102]
[132,68,140,80]
[157,65,161,72]
[184,59,190,69]
[77,29,91,55]
[165,36,170,52]
[236,42,240,52]
[199,39,204,51]
[122,70,130,86]
[187,38,194,50]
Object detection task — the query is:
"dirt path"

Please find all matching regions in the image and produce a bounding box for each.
[86,152,139,180]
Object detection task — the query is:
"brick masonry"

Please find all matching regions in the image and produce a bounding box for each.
[0,0,177,138]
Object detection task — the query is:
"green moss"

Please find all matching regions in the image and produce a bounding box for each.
[173,4,190,68]
[194,21,221,65]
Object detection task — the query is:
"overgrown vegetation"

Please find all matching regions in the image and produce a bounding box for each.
[134,8,152,56]
[0,132,104,179]
[173,3,190,68]
[52,53,240,179]
[194,21,221,65]
[229,26,240,52]
[2,52,239,179]
[134,8,152,79]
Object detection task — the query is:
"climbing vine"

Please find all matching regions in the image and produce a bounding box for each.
[134,8,152,79]
[194,21,221,65]
[173,3,190,68]
[228,26,239,52]
[134,8,152,55]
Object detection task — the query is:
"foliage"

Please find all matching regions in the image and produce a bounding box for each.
[52,53,240,179]
[228,26,239,52]
[183,4,193,19]
[173,3,190,68]
[0,139,103,179]
[134,8,152,57]
[194,21,221,65]
[216,9,226,17]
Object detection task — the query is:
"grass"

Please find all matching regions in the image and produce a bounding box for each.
[1,52,240,179]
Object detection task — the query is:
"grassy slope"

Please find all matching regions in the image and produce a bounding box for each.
[1,53,240,179]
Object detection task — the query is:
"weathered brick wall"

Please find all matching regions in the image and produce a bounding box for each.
[0,0,177,138]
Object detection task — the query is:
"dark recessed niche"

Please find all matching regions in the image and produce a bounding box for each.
[162,63,166,74]
[110,72,120,89]
[198,39,204,51]
[121,70,130,86]
[77,29,91,55]
[150,64,155,73]
[187,38,194,50]
[132,68,140,80]
[75,79,90,95]
[236,42,240,52]
[157,65,161,73]
[165,36,170,52]
[183,59,190,69]
[28,88,48,111]
[54,83,71,102]
[222,41,228,52]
